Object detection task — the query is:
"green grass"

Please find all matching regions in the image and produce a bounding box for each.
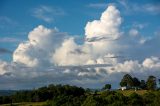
[1,102,47,106]
[117,89,148,96]
[98,89,148,96]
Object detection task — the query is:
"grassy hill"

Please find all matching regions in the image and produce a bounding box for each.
[99,89,148,96]
[117,89,148,96]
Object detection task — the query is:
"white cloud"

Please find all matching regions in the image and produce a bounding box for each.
[130,3,160,15]
[129,29,139,37]
[0,5,160,89]
[53,5,123,65]
[117,0,160,15]
[87,3,109,9]
[143,56,160,69]
[84,5,124,56]
[132,23,148,29]
[118,0,128,9]
[85,5,122,39]
[32,5,65,23]
[53,38,92,66]
[143,4,160,14]
[13,25,67,67]
[0,60,9,75]
[1,56,160,89]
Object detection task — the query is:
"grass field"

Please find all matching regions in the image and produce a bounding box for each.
[1,102,46,106]
[117,89,148,96]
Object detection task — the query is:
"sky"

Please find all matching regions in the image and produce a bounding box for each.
[0,0,160,89]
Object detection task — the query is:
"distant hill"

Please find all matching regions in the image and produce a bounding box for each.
[0,90,17,96]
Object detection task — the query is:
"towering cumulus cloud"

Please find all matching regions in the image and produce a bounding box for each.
[53,5,122,65]
[0,5,160,89]
[13,25,67,67]
[85,5,122,39]
[85,5,123,56]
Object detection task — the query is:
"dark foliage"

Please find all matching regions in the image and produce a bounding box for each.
[120,74,134,87]
[102,84,111,90]
[0,74,160,105]
[0,84,85,105]
[146,76,156,90]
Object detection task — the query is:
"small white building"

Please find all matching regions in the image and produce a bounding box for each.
[121,86,128,90]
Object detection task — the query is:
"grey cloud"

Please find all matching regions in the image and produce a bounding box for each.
[32,5,65,23]
[0,48,12,54]
[0,37,20,43]
[87,3,108,9]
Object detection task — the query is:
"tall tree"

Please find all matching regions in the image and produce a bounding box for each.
[140,80,146,89]
[120,74,134,87]
[133,77,140,87]
[120,81,127,87]
[146,76,156,90]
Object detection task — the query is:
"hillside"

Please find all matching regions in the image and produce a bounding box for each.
[1,84,160,106]
[117,90,148,96]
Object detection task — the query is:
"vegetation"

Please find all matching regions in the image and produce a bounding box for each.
[120,74,134,87]
[0,74,160,106]
[102,84,111,90]
[119,74,157,90]
[117,90,148,96]
[1,102,46,106]
[146,75,157,90]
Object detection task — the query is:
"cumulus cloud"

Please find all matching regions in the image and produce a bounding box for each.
[53,38,92,65]
[143,56,160,69]
[85,5,122,39]
[13,25,67,67]
[0,5,160,89]
[0,60,9,75]
[52,5,123,66]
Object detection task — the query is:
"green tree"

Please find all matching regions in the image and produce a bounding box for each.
[82,95,105,106]
[103,84,111,90]
[120,81,127,87]
[128,93,144,106]
[140,80,146,89]
[133,77,140,87]
[120,74,134,87]
[146,76,156,90]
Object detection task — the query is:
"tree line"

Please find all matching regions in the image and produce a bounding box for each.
[0,74,160,106]
[119,74,157,90]
[102,74,157,91]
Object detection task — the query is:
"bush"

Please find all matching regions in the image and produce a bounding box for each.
[128,93,144,106]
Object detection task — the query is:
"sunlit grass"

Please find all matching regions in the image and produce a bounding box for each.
[117,89,148,96]
[1,102,46,106]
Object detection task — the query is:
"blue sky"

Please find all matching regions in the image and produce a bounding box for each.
[0,0,160,62]
[0,0,160,89]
